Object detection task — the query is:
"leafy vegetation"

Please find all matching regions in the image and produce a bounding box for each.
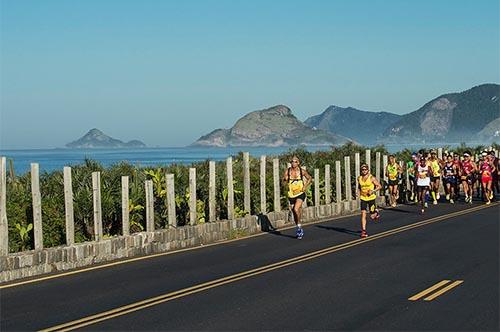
[4,143,498,253]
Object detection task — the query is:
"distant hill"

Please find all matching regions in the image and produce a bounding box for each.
[475,118,500,143]
[66,129,146,148]
[304,106,401,145]
[379,84,500,143]
[191,105,352,147]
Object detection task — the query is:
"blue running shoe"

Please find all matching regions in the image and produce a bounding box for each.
[296,227,304,239]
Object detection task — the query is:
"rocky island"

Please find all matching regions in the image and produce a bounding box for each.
[191,105,351,147]
[66,129,146,148]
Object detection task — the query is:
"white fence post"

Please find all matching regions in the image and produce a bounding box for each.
[376,152,381,182]
[145,180,154,232]
[314,168,320,206]
[189,168,197,225]
[209,161,216,222]
[260,156,267,213]
[273,159,281,212]
[243,152,251,214]
[344,156,352,201]
[31,163,43,249]
[0,157,8,255]
[92,171,103,241]
[121,176,130,236]
[354,153,360,199]
[365,149,371,173]
[325,164,331,204]
[63,167,75,245]
[166,173,176,227]
[335,160,342,202]
[227,157,234,220]
[383,155,388,183]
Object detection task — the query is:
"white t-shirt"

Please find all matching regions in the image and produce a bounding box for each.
[417,164,430,187]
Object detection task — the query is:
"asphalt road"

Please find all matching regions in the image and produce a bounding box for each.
[1,199,499,331]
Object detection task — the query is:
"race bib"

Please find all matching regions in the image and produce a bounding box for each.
[290,181,303,195]
[361,188,371,196]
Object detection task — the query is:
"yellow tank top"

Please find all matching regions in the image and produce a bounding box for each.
[288,168,304,198]
[358,175,376,201]
[387,163,398,180]
[430,160,441,177]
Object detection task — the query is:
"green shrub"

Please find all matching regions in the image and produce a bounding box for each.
[4,143,494,252]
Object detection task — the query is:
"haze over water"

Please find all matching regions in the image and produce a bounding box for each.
[1,144,471,174]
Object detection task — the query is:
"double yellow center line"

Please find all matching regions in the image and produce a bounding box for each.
[40,203,496,331]
[409,280,464,301]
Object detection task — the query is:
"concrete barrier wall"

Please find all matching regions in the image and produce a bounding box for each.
[0,198,384,283]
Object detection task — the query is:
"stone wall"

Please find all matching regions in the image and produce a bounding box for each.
[0,199,376,284]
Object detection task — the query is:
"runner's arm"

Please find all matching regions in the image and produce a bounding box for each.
[371,176,382,193]
[282,168,289,184]
[302,169,313,190]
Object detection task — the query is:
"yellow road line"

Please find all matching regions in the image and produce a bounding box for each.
[408,280,451,301]
[423,280,464,301]
[7,202,495,290]
[39,203,494,332]
[0,210,361,290]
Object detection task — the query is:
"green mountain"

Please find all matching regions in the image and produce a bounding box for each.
[379,84,499,143]
[66,129,146,148]
[191,105,351,147]
[304,106,401,145]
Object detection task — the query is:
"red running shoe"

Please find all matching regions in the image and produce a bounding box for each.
[360,230,368,238]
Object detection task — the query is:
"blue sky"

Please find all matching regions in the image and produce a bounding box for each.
[1,0,499,149]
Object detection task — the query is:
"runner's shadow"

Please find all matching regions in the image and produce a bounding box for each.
[316,225,360,236]
[257,214,296,239]
[379,207,412,213]
[266,230,297,239]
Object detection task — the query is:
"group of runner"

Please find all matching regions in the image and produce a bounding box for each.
[403,149,498,207]
[283,149,499,240]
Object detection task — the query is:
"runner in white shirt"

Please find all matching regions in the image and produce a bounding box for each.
[415,157,432,214]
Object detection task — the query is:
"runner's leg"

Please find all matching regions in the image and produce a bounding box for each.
[293,198,304,238]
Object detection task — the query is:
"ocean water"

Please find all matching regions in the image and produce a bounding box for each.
[0,146,327,174]
[0,143,463,175]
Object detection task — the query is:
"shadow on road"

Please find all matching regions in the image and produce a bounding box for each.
[315,224,360,236]
[379,207,413,214]
[257,214,297,239]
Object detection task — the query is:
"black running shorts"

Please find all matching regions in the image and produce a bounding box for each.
[443,176,457,185]
[431,176,440,182]
[360,199,377,213]
[388,179,399,186]
[288,192,306,205]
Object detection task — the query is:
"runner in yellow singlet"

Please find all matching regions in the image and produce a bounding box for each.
[428,150,442,205]
[385,155,402,207]
[282,156,312,239]
[357,164,382,238]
